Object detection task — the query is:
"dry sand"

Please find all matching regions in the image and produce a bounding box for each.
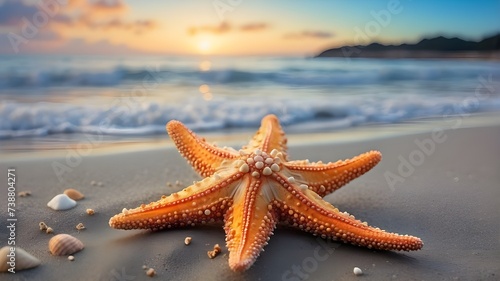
[0,120,499,280]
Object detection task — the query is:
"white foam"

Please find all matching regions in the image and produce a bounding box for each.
[1,56,499,140]
[1,92,499,140]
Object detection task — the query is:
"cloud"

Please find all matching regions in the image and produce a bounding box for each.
[0,0,157,54]
[59,0,152,31]
[91,0,125,9]
[0,36,143,55]
[0,0,155,32]
[52,38,143,55]
[188,22,231,36]
[75,16,155,32]
[35,29,62,41]
[0,29,65,54]
[66,0,126,12]
[89,0,127,15]
[284,30,334,39]
[0,0,38,25]
[240,22,269,32]
[188,22,270,36]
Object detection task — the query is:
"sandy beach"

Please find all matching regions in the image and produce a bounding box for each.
[1,116,499,281]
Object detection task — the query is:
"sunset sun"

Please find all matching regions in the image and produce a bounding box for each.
[198,40,212,53]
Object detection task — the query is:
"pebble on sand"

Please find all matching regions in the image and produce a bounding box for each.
[39,222,48,231]
[19,191,31,197]
[146,268,156,277]
[207,244,222,259]
[353,267,363,276]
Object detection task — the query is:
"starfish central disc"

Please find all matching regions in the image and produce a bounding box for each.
[236,149,282,178]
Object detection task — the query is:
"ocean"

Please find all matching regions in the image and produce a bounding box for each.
[1,55,499,148]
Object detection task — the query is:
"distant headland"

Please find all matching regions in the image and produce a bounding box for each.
[315,33,500,60]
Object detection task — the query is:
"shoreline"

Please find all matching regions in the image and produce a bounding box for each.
[2,112,500,160]
[0,115,499,280]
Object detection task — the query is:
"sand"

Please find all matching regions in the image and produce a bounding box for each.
[1,118,499,280]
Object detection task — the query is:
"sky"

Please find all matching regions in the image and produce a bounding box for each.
[0,0,498,56]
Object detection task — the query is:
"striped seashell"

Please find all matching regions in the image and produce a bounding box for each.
[48,234,84,256]
[0,246,41,272]
[63,188,85,201]
[47,194,77,211]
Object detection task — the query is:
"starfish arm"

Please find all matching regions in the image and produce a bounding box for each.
[224,178,279,272]
[283,150,382,197]
[242,114,288,159]
[272,175,423,251]
[167,120,240,177]
[109,170,243,231]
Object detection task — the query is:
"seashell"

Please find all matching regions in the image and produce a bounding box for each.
[0,246,41,272]
[48,234,84,256]
[63,188,84,201]
[353,267,363,276]
[47,194,77,211]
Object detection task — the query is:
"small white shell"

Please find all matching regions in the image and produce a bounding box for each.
[49,234,84,256]
[47,194,77,211]
[63,188,85,201]
[353,267,363,276]
[0,246,41,272]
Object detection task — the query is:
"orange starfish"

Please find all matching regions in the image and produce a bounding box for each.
[109,114,423,271]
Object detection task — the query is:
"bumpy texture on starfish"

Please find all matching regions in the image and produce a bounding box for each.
[109,114,423,272]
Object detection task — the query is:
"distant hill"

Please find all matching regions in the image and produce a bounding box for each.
[315,34,500,59]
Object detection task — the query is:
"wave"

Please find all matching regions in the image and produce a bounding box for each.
[1,63,498,89]
[1,94,499,140]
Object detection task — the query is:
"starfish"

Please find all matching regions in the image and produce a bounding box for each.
[109,114,423,272]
